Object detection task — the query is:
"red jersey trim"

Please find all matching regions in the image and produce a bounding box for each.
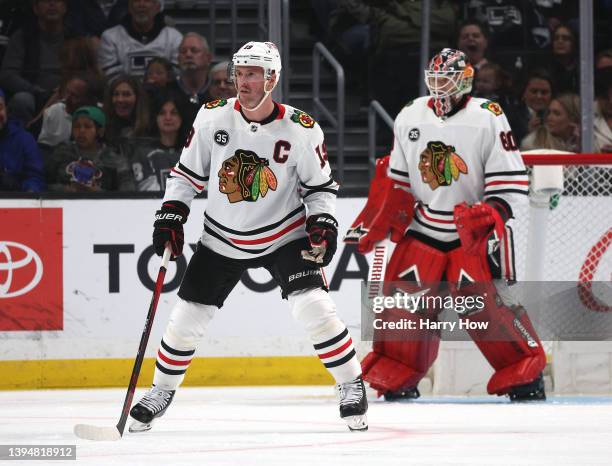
[171,168,205,190]
[228,216,306,245]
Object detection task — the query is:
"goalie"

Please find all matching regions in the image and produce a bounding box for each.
[345,48,546,402]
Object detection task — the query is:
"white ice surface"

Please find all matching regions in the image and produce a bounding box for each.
[1,387,611,466]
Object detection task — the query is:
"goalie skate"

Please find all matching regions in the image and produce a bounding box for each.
[336,376,368,431]
[129,386,175,433]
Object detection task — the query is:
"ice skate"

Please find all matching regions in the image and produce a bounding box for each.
[336,376,368,431]
[129,386,175,432]
[384,385,420,402]
[508,373,546,402]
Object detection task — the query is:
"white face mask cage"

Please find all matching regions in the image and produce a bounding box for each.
[424,70,472,98]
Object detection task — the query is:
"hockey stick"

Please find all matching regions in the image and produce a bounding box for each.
[74,247,172,441]
[366,240,389,298]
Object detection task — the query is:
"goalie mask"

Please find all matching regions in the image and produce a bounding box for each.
[424,48,474,117]
[230,41,282,112]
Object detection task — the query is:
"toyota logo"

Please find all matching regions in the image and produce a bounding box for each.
[0,242,43,298]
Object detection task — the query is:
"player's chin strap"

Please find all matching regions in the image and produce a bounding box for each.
[238,79,276,112]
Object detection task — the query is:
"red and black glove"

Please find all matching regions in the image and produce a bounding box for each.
[453,202,506,256]
[301,213,338,267]
[153,201,189,258]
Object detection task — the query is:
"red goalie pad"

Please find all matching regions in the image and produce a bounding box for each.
[446,246,546,395]
[344,156,414,254]
[361,236,445,395]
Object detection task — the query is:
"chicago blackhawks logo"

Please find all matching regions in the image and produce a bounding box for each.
[204,99,228,109]
[290,110,315,128]
[418,141,468,190]
[218,149,278,203]
[480,101,503,116]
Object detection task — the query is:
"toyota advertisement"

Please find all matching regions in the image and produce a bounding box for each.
[0,208,63,331]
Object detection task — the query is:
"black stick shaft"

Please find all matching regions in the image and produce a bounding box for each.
[115,248,171,436]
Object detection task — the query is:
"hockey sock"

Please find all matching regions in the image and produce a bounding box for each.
[289,288,361,383]
[152,298,215,390]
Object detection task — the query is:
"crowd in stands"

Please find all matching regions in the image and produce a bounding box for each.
[0,0,611,194]
[318,0,612,155]
[0,0,236,193]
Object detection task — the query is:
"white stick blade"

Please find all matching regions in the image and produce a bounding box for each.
[74,424,122,441]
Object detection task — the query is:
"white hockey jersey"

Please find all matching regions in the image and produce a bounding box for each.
[98,20,182,78]
[164,98,338,259]
[389,96,528,246]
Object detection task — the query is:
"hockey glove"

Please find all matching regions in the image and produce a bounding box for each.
[153,200,190,258]
[301,213,338,267]
[344,157,391,246]
[453,202,505,256]
[356,186,414,254]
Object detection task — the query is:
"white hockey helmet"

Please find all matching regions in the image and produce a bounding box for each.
[230,41,282,86]
[424,48,474,99]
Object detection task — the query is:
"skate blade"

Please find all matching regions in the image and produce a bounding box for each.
[128,419,153,433]
[344,414,368,431]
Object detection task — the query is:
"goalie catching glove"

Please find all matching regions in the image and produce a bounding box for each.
[344,156,414,254]
[301,213,338,267]
[453,201,507,256]
[153,201,190,258]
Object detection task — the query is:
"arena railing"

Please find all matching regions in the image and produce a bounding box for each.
[312,42,345,183]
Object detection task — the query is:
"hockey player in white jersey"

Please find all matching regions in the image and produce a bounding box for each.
[345,48,546,401]
[130,41,367,432]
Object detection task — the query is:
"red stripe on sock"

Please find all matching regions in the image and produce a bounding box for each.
[318,338,353,360]
[158,350,193,366]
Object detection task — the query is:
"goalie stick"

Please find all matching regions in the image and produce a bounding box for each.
[362,240,389,342]
[74,247,172,441]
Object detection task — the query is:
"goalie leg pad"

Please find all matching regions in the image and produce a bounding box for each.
[447,249,546,395]
[362,323,440,397]
[289,288,361,383]
[153,298,215,390]
[362,236,446,395]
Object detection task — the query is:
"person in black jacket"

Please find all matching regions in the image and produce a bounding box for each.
[0,0,76,125]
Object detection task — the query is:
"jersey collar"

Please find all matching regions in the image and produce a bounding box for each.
[233,100,286,125]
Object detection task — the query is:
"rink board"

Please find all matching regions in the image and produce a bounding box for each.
[0,198,365,389]
[0,197,609,390]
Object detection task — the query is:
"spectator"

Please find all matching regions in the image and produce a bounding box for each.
[461,0,553,49]
[65,0,128,37]
[354,0,458,117]
[473,62,513,105]
[327,0,370,93]
[98,0,182,79]
[176,32,213,125]
[506,69,554,143]
[545,23,579,94]
[143,56,176,98]
[596,48,612,70]
[46,105,134,191]
[457,20,489,71]
[0,0,73,125]
[594,67,612,153]
[60,36,104,84]
[125,91,188,191]
[37,72,101,150]
[521,93,580,152]
[0,88,45,192]
[103,74,150,149]
[207,61,236,100]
